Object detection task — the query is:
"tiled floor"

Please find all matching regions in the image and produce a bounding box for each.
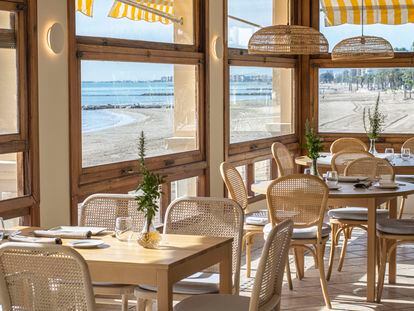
[97,228,414,310]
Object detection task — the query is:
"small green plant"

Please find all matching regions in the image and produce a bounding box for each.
[135,131,164,225]
[363,94,386,140]
[304,119,323,160]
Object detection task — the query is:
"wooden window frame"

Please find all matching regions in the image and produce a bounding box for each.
[68,0,207,224]
[310,0,414,149]
[0,0,39,224]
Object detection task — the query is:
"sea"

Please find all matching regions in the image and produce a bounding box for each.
[81,80,273,133]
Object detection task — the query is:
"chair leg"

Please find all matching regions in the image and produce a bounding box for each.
[398,196,407,219]
[136,298,146,311]
[327,223,337,281]
[294,247,305,280]
[246,234,253,278]
[317,242,332,309]
[285,258,293,290]
[337,227,350,272]
[121,295,129,311]
[145,300,153,311]
[376,238,388,303]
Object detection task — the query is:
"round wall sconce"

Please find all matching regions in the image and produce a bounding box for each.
[47,23,65,54]
[211,36,223,60]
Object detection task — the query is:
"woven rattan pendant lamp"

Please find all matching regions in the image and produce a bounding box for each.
[332,0,394,61]
[248,2,329,55]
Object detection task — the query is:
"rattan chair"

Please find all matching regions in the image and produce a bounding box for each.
[376,219,414,302]
[330,137,368,154]
[220,161,267,279]
[263,174,332,309]
[327,157,394,281]
[402,137,414,151]
[0,243,96,311]
[331,150,374,175]
[134,196,244,311]
[79,194,147,310]
[271,142,295,177]
[174,219,293,311]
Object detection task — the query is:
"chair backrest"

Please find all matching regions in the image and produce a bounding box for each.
[249,220,293,311]
[220,162,248,210]
[345,157,395,180]
[330,137,367,154]
[79,194,146,231]
[331,150,374,174]
[266,174,328,231]
[0,243,96,311]
[402,137,414,151]
[271,142,295,177]
[164,197,244,292]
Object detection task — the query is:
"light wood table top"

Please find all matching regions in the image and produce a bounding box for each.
[17,229,234,311]
[295,152,414,175]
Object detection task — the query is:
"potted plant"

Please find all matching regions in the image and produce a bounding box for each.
[363,93,386,155]
[304,119,323,176]
[135,131,164,249]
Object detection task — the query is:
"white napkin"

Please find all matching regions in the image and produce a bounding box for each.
[33,230,92,239]
[9,235,62,245]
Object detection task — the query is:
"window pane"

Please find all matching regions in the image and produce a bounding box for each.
[319,68,414,134]
[4,217,22,228]
[0,11,18,135]
[320,5,414,52]
[170,177,197,201]
[76,0,194,45]
[81,61,198,167]
[0,153,23,201]
[254,160,271,183]
[230,66,294,144]
[228,0,288,49]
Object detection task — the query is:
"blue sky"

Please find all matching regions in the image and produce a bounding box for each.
[77,0,414,81]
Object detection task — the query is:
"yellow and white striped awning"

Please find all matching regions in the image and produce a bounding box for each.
[321,0,414,26]
[76,0,175,25]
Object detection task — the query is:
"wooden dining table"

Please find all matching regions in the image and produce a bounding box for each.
[15,229,234,311]
[251,180,414,302]
[295,152,414,175]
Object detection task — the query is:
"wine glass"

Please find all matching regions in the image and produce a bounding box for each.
[326,171,339,188]
[304,168,311,175]
[0,217,5,240]
[115,217,133,242]
[401,148,411,161]
[385,148,395,164]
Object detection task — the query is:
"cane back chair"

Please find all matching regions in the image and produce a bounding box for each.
[330,137,368,154]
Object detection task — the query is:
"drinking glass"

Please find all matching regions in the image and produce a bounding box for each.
[0,217,5,240]
[115,217,133,242]
[326,171,339,187]
[385,148,395,163]
[304,168,311,175]
[401,148,411,161]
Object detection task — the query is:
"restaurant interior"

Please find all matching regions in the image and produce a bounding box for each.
[2,0,414,310]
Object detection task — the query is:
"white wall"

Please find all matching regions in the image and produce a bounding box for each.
[37,0,71,227]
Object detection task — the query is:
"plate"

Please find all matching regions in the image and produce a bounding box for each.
[328,185,341,190]
[68,240,105,249]
[338,176,368,182]
[49,226,107,236]
[2,230,20,238]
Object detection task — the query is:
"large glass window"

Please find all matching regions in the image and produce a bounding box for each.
[318,67,414,134]
[81,61,198,167]
[229,66,294,144]
[76,0,194,44]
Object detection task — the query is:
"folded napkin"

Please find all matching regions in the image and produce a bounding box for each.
[33,230,92,239]
[9,235,62,245]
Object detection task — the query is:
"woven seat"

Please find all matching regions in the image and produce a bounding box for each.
[266,174,331,309]
[135,196,244,311]
[330,138,368,154]
[79,194,147,310]
[328,207,389,221]
[175,220,293,311]
[377,219,414,235]
[264,223,331,240]
[0,243,96,311]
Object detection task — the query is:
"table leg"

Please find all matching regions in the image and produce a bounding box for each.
[366,198,377,302]
[388,198,397,284]
[294,247,305,279]
[157,270,173,311]
[219,244,233,294]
